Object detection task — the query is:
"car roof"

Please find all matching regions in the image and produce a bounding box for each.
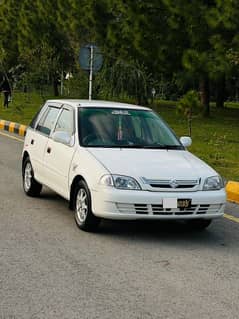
[46,99,150,111]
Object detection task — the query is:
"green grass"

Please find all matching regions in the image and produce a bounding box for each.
[153,102,239,181]
[0,92,52,125]
[0,92,239,181]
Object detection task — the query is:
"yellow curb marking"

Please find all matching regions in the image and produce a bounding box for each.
[226,181,239,205]
[0,130,24,142]
[224,213,239,224]
[9,122,15,133]
[0,119,27,137]
[0,120,5,130]
[19,124,27,136]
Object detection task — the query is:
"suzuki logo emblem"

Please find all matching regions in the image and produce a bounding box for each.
[169,179,179,189]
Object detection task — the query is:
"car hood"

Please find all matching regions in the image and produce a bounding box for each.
[87,148,217,180]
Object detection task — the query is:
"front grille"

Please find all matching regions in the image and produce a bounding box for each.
[142,178,200,191]
[134,204,148,214]
[152,204,198,215]
[152,204,173,215]
[196,204,210,214]
[150,184,195,189]
[116,203,222,216]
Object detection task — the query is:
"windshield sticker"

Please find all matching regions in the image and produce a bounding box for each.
[112,110,131,115]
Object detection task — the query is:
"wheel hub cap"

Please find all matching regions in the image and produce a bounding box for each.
[24,163,32,191]
[76,189,88,223]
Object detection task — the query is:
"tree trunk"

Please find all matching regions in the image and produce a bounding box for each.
[216,74,225,108]
[188,107,192,137]
[199,76,210,117]
[136,94,148,106]
[53,78,59,96]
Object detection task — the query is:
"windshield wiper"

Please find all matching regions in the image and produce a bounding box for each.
[84,143,183,149]
[143,144,184,150]
[84,144,145,148]
[107,144,146,148]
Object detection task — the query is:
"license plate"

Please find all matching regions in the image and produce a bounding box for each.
[177,199,191,208]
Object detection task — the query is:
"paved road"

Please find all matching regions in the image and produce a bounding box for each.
[0,131,239,319]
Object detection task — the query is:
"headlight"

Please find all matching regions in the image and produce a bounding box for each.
[203,176,224,191]
[100,174,141,190]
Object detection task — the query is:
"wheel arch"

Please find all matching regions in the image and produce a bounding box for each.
[22,151,30,175]
[69,175,87,210]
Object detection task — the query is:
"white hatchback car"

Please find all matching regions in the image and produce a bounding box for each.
[22,99,226,231]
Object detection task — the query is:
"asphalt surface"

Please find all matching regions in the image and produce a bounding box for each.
[0,131,239,319]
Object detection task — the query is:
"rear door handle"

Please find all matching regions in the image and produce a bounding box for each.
[47,147,51,154]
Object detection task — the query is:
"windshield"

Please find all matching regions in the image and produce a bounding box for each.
[78,107,183,149]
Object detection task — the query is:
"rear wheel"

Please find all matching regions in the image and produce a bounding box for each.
[22,157,42,197]
[74,180,100,232]
[186,219,212,230]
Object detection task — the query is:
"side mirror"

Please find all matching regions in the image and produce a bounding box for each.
[180,136,192,148]
[52,131,72,145]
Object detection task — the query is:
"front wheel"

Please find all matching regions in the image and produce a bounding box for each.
[186,219,212,230]
[74,180,101,232]
[22,157,42,197]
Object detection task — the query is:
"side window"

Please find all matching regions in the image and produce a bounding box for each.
[29,104,44,129]
[36,107,59,136]
[54,108,74,136]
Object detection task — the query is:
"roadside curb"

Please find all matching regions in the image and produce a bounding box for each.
[0,119,27,137]
[226,181,239,204]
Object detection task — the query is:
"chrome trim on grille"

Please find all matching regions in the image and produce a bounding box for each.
[141,177,200,190]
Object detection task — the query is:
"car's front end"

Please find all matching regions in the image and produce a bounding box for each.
[92,180,226,220]
[89,150,226,221]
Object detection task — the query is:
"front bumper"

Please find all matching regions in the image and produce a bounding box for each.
[91,187,226,220]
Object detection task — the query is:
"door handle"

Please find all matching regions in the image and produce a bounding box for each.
[47,147,51,154]
[31,139,34,145]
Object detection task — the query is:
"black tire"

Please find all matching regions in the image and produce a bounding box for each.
[186,219,212,230]
[74,180,101,232]
[22,157,42,197]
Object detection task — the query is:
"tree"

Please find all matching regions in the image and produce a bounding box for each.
[0,0,22,88]
[208,0,239,107]
[78,0,183,103]
[162,1,216,116]
[17,0,74,95]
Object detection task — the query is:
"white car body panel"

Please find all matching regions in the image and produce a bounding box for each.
[43,139,76,199]
[24,130,49,183]
[69,147,110,194]
[91,187,226,220]
[87,148,216,183]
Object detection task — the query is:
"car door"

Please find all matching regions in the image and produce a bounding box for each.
[43,105,76,199]
[28,103,61,183]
